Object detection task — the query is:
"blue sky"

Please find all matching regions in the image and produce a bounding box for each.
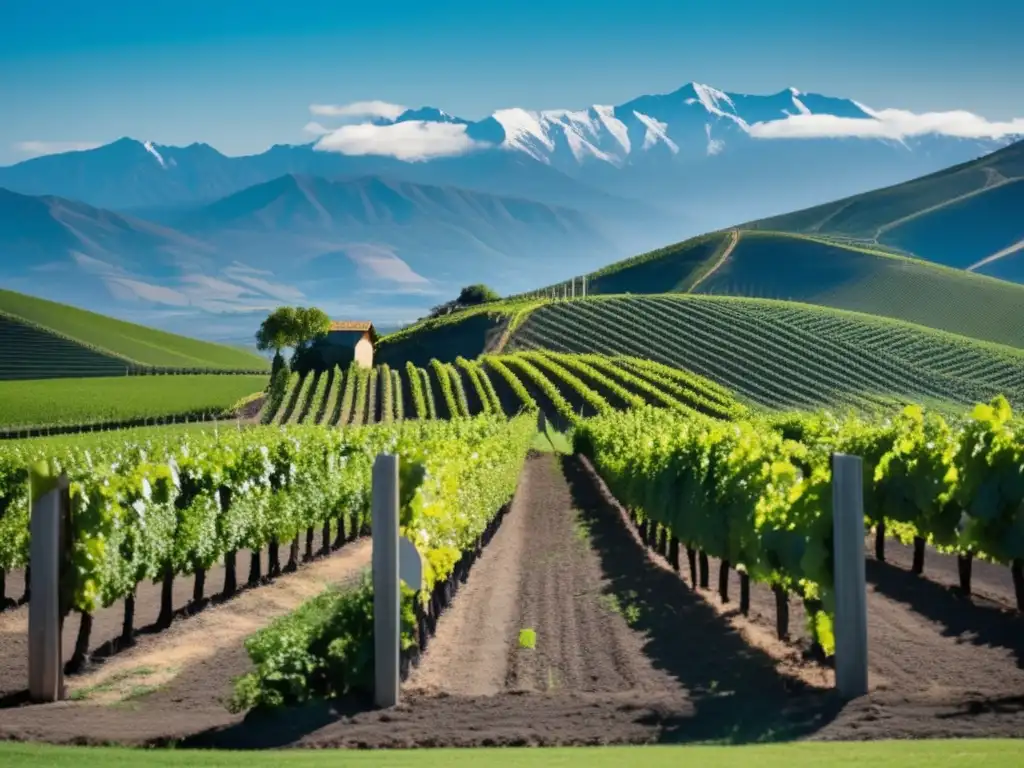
[2,0,1023,166]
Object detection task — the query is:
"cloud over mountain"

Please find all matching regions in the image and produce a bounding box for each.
[749,104,1024,140]
[13,140,103,158]
[314,120,489,160]
[309,101,408,120]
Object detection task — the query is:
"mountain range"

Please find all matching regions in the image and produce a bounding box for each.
[1,81,1021,342]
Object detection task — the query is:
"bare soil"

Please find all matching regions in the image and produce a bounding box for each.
[0,454,1021,748]
[0,527,365,703]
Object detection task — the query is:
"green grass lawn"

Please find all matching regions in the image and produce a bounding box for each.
[0,289,270,371]
[0,375,267,429]
[0,740,1019,767]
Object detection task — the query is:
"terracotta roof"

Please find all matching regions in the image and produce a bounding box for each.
[329,321,374,332]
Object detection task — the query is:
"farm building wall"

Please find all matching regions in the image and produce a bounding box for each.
[353,335,374,368]
[315,330,375,369]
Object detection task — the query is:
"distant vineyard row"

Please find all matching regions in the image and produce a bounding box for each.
[505,295,1024,413]
[260,352,746,429]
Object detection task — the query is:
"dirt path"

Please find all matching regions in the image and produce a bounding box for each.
[688,229,739,292]
[404,465,531,696]
[0,536,368,708]
[968,236,1024,272]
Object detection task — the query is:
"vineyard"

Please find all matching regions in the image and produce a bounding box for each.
[1,333,1022,748]
[577,395,1024,655]
[517,230,1024,349]
[258,353,745,430]
[505,295,1024,412]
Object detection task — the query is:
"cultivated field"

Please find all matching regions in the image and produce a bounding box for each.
[259,353,743,433]
[381,294,1024,412]
[526,231,1024,348]
[0,289,270,374]
[0,374,267,432]
[1,280,1022,755]
[1,398,1022,747]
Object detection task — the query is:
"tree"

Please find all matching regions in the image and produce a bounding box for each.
[457,284,499,306]
[427,284,500,319]
[292,307,331,348]
[255,306,330,371]
[256,307,300,356]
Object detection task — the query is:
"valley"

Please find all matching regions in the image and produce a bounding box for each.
[2,51,1023,767]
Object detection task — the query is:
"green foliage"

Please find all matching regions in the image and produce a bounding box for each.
[456,357,493,414]
[427,284,502,320]
[952,396,1024,562]
[336,363,358,426]
[379,364,394,424]
[0,375,268,430]
[420,367,438,419]
[270,372,301,425]
[406,361,428,419]
[229,578,418,712]
[350,369,369,427]
[260,366,292,424]
[520,352,614,417]
[227,414,535,711]
[499,355,581,425]
[483,357,537,412]
[282,371,316,425]
[577,395,1024,656]
[430,360,460,418]
[392,369,404,421]
[365,368,379,425]
[256,306,331,360]
[0,289,270,372]
[255,307,299,355]
[0,413,535,603]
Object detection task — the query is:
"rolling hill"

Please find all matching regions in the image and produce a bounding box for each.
[534,230,1024,349]
[377,294,1024,413]
[748,138,1024,282]
[0,288,270,378]
[0,177,621,341]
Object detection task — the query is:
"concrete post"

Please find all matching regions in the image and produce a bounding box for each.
[831,452,868,699]
[28,464,68,703]
[372,453,400,708]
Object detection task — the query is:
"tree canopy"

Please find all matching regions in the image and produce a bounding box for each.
[427,284,500,319]
[256,306,330,355]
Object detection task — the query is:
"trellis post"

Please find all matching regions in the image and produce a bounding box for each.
[28,464,69,702]
[831,452,868,699]
[372,453,400,708]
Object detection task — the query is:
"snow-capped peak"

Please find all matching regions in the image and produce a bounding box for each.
[143,141,167,168]
[300,81,1018,169]
[691,82,737,117]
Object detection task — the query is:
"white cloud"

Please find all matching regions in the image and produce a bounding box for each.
[314,120,488,161]
[70,251,122,275]
[341,244,431,286]
[222,265,306,301]
[309,101,407,120]
[303,121,332,136]
[105,277,191,306]
[13,141,102,157]
[180,273,255,302]
[748,106,1024,141]
[705,124,725,156]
